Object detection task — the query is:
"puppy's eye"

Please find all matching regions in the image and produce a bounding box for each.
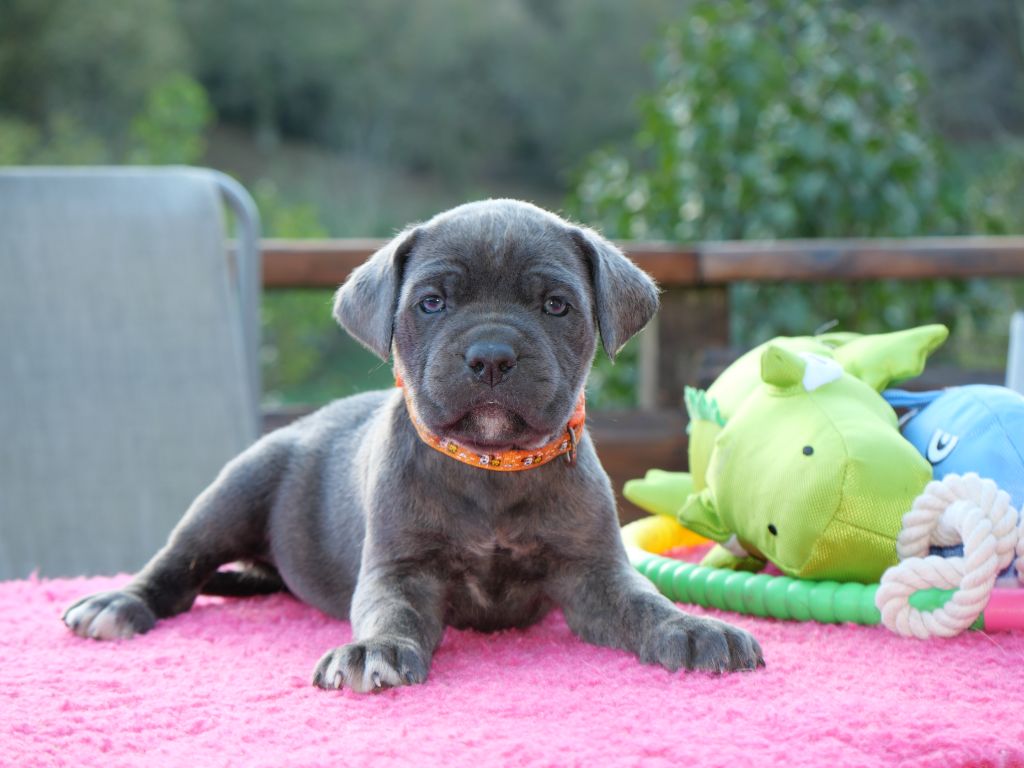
[543,296,570,317]
[419,296,446,314]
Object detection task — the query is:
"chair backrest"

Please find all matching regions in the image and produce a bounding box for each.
[0,167,261,579]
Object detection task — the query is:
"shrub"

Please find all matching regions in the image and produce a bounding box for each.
[571,0,1014,406]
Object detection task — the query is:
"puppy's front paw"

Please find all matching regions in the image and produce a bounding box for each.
[642,615,765,674]
[312,637,429,693]
[63,591,156,640]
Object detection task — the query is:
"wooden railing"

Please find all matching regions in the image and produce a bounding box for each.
[261,237,1024,520]
[263,237,1024,288]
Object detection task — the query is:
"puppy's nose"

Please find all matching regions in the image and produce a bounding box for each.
[465,341,517,387]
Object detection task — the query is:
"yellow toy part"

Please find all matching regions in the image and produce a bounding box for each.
[620,514,701,567]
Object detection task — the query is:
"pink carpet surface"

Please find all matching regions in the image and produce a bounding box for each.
[3,571,1022,768]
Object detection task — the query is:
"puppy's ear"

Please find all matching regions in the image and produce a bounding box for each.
[333,227,420,360]
[571,226,660,359]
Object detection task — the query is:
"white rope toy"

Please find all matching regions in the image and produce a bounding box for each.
[876,473,1019,639]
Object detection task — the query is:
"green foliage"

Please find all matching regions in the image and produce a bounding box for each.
[251,181,330,239]
[175,0,679,187]
[873,0,1024,140]
[585,342,642,410]
[261,287,395,406]
[0,117,43,165]
[3,0,1023,408]
[572,0,1015,405]
[956,141,1024,235]
[128,75,213,164]
[0,113,112,165]
[1,74,212,166]
[0,0,209,167]
[255,181,393,405]
[575,0,958,241]
[0,0,190,152]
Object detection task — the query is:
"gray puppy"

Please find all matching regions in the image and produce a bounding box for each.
[63,200,764,691]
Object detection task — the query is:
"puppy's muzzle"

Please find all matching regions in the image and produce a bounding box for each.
[465,340,518,387]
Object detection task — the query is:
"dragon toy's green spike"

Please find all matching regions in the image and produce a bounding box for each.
[684,386,725,434]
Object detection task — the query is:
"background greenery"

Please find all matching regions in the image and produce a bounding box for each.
[3,0,1023,406]
[571,0,1024,404]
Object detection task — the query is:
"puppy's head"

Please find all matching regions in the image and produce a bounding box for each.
[334,200,658,453]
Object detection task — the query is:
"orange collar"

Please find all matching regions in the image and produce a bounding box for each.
[396,376,585,472]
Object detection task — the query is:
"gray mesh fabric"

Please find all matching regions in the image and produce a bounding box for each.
[0,168,259,578]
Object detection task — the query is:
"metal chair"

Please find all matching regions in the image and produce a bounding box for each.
[0,167,261,578]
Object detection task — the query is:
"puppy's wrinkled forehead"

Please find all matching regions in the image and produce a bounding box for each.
[404,201,588,301]
[333,198,659,363]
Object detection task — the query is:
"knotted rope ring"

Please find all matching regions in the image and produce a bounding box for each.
[876,473,1018,639]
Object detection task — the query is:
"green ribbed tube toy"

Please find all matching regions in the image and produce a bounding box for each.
[623,517,980,629]
[632,550,881,625]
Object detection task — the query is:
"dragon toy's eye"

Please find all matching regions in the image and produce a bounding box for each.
[419,296,446,314]
[543,296,570,317]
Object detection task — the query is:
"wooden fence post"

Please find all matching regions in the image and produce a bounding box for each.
[638,284,731,409]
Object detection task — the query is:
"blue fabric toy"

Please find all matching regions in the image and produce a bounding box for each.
[883,384,1024,585]
[883,385,1024,509]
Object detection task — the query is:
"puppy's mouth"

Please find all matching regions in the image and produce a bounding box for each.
[440,403,549,453]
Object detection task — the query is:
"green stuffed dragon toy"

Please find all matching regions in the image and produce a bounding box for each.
[624,325,949,583]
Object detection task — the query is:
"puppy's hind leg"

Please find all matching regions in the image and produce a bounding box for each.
[63,438,290,640]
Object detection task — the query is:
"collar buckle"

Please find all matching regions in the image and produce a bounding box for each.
[564,425,580,466]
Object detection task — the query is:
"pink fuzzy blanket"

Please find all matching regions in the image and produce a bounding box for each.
[3,574,1023,767]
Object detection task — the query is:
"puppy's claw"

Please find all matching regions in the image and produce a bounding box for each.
[313,638,428,694]
[644,615,764,674]
[62,591,155,641]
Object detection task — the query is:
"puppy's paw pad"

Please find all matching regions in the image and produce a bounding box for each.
[62,591,156,640]
[312,638,427,693]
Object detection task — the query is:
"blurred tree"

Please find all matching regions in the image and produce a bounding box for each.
[175,0,679,188]
[0,117,40,165]
[3,0,1023,408]
[572,0,1020,407]
[255,180,394,405]
[0,0,210,165]
[861,0,1024,140]
[128,74,213,164]
[0,0,191,154]
[575,0,959,241]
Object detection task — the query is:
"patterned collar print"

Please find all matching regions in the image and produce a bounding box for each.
[399,383,586,472]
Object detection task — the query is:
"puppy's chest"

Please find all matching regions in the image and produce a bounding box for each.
[444,528,551,611]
